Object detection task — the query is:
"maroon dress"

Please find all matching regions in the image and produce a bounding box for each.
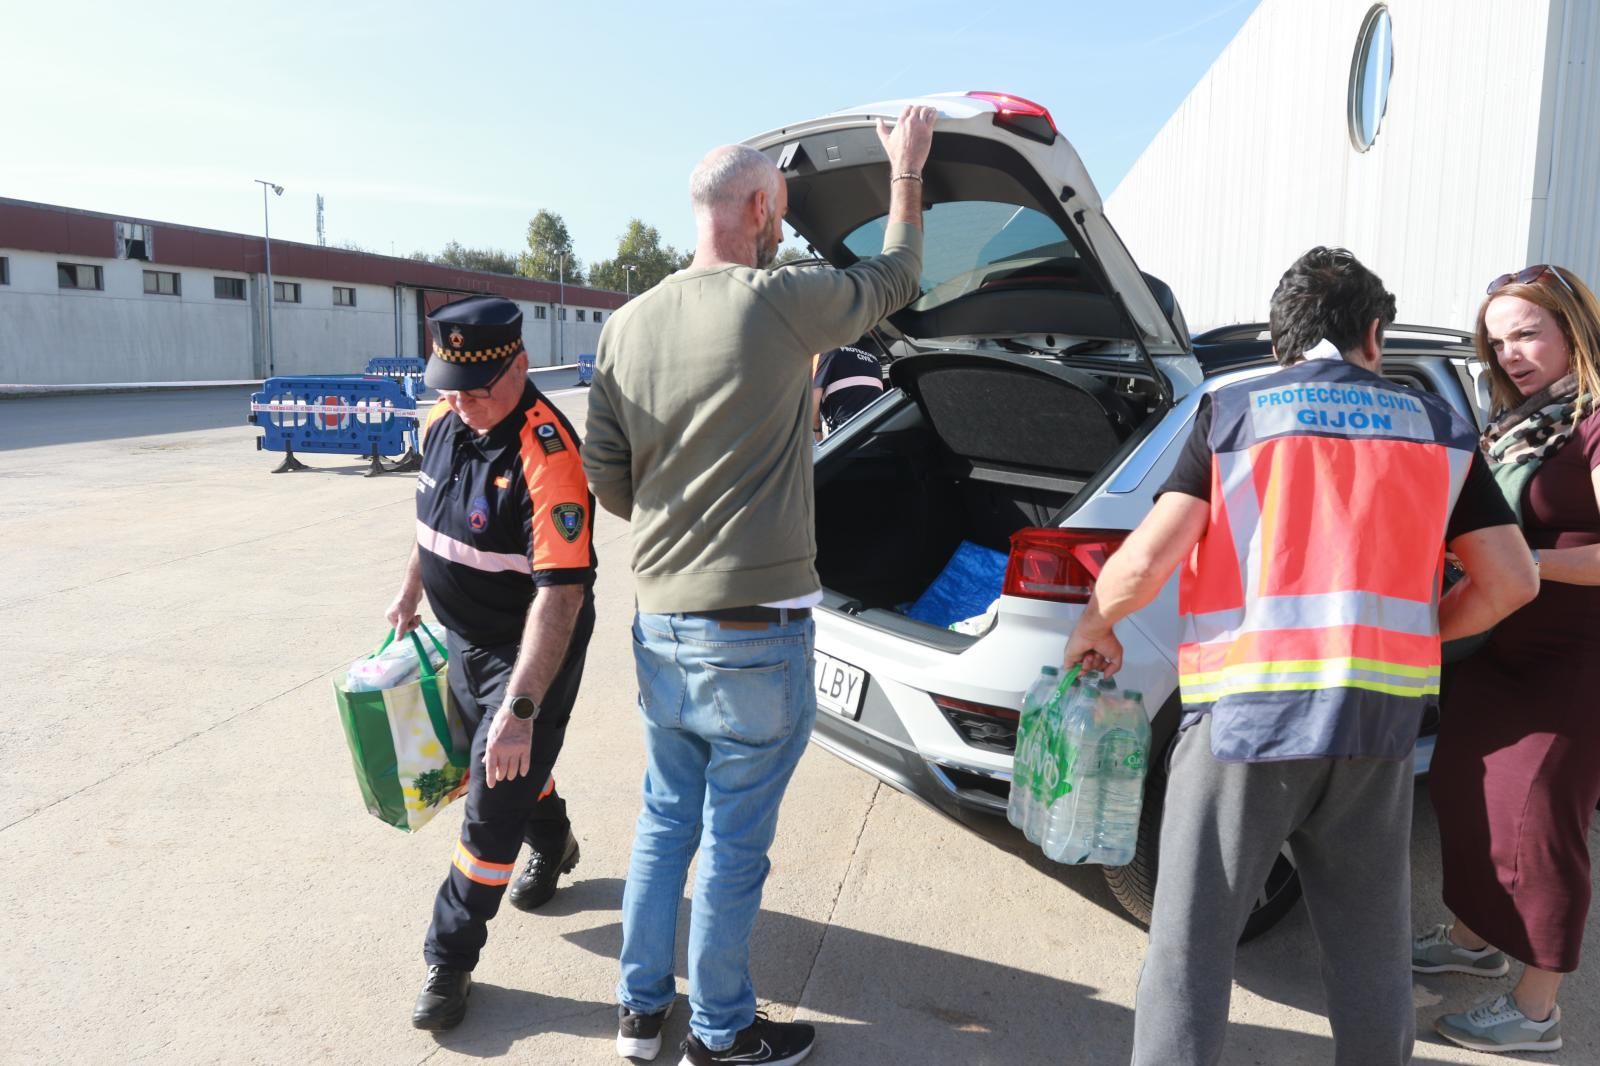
[1433,410,1600,972]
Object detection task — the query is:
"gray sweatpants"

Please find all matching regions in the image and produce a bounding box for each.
[1130,716,1415,1066]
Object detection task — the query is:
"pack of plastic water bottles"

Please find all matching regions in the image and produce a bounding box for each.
[1007,665,1152,866]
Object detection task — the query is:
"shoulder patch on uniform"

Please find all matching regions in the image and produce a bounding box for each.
[551,502,585,542]
[533,422,567,454]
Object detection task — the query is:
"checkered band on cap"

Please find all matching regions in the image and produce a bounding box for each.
[430,338,526,364]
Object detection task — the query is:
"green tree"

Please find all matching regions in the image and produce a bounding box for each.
[434,241,520,275]
[588,219,689,296]
[519,209,585,285]
[771,245,814,268]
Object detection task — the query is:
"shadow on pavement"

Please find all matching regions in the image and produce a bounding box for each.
[401,868,1507,1064]
[1,388,256,450]
[424,985,616,1059]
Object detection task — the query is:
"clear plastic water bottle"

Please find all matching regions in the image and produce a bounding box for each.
[1083,689,1151,865]
[1007,666,1062,831]
[1044,686,1151,866]
[1043,674,1114,863]
[1025,669,1085,844]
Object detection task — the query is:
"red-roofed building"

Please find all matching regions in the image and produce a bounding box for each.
[0,197,627,384]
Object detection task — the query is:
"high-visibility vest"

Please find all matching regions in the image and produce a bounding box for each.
[1177,358,1479,761]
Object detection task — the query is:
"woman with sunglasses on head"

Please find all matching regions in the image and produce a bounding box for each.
[1418,264,1600,1055]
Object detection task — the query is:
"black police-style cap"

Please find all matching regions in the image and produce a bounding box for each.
[424,295,526,391]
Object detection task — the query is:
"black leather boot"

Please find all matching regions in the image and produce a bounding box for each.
[507,830,580,912]
[412,965,471,1030]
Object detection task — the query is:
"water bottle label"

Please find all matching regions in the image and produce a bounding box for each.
[1124,750,1146,772]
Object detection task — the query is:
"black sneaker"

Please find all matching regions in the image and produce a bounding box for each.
[616,1001,674,1060]
[679,1012,814,1066]
[507,830,581,912]
[411,965,471,1031]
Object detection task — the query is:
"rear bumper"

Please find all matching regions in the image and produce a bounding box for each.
[810,707,1016,839]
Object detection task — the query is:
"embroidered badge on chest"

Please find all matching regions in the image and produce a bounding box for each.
[551,502,584,543]
[469,494,490,533]
[535,422,566,454]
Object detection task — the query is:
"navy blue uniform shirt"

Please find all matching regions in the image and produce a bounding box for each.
[416,381,597,645]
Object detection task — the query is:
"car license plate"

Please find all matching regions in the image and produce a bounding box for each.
[814,652,866,720]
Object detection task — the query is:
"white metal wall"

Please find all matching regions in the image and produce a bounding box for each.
[1530,0,1600,287]
[263,276,398,377]
[0,251,255,384]
[0,248,617,384]
[1106,0,1557,334]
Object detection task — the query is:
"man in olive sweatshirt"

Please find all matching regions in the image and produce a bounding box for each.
[584,104,935,1066]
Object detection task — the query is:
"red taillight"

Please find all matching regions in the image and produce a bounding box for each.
[1003,527,1128,603]
[966,91,1058,142]
[931,694,1019,722]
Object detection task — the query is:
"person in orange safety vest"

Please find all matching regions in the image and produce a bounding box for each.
[1061,247,1539,1066]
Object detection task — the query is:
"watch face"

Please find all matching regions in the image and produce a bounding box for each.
[511,696,537,720]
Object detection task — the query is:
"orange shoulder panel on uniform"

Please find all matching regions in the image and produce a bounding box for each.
[419,400,453,453]
[517,404,592,571]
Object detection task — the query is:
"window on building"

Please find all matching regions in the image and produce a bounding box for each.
[1348,5,1394,152]
[214,277,246,300]
[143,270,181,296]
[576,309,586,322]
[334,286,356,307]
[559,307,567,321]
[274,281,301,303]
[0,257,8,285]
[57,263,104,290]
[592,311,602,323]
[534,306,547,319]
[115,221,153,261]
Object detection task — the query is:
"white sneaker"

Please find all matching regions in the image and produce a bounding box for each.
[1435,995,1562,1054]
[1412,923,1510,976]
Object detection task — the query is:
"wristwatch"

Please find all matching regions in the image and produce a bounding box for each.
[509,695,541,721]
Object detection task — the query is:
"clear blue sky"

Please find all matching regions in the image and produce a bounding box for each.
[2,0,1259,279]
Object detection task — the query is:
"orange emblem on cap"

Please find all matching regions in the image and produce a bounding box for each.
[448,327,464,349]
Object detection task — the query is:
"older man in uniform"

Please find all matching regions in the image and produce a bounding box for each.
[386,295,597,1031]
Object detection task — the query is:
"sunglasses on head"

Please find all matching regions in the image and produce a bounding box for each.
[1486,264,1576,298]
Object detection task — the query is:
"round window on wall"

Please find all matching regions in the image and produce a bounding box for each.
[1348,5,1394,151]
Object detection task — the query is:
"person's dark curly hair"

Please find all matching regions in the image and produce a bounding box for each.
[1268,247,1397,365]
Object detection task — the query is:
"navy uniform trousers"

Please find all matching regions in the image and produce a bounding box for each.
[424,596,595,970]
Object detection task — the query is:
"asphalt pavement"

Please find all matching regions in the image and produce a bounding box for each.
[2,387,1594,1065]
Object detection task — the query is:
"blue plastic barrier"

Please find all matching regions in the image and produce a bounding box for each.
[363,357,428,385]
[248,375,419,476]
[361,357,429,469]
[576,353,596,387]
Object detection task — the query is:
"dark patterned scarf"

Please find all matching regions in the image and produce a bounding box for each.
[1482,373,1590,523]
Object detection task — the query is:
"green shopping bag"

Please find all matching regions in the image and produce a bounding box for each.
[334,624,470,832]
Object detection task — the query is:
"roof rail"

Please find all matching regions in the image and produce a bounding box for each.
[1191,322,1474,346]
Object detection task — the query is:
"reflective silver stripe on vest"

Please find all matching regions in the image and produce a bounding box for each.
[1216,447,1264,604]
[1183,589,1439,646]
[1444,444,1474,520]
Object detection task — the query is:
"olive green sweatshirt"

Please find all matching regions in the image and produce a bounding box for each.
[582,222,923,613]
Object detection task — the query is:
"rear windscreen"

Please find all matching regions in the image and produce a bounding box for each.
[842,202,1080,313]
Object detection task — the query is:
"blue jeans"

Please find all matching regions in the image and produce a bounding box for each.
[617,611,817,1051]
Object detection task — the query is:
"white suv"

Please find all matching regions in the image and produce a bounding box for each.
[748,92,1487,939]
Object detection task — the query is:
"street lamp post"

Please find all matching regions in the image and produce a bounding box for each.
[624,263,638,298]
[557,253,566,363]
[253,179,284,376]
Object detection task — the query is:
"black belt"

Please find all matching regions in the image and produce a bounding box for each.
[686,605,812,623]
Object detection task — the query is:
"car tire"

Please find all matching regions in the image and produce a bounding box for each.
[1102,761,1303,943]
